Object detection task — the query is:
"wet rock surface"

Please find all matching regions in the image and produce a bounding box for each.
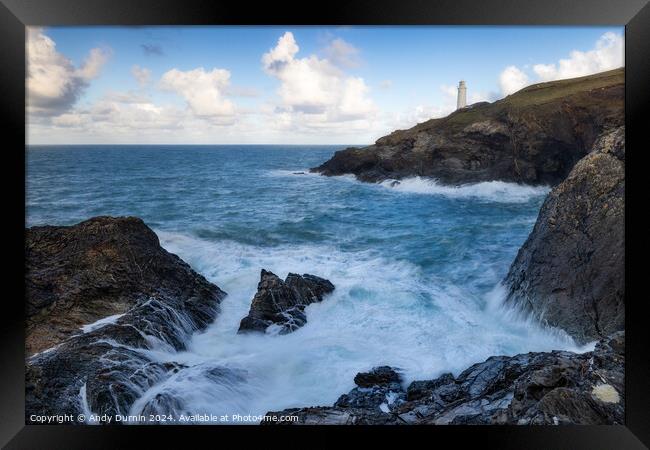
[25,216,227,422]
[335,367,406,412]
[504,126,625,344]
[264,332,624,425]
[26,216,225,355]
[311,69,623,187]
[238,269,335,334]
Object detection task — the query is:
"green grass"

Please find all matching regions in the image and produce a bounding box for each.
[502,68,623,108]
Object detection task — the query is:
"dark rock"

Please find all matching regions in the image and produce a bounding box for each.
[506,332,624,425]
[262,407,400,425]
[406,372,455,401]
[238,270,335,334]
[354,366,402,388]
[25,216,227,422]
[334,367,405,412]
[25,216,226,356]
[264,332,624,425]
[334,386,403,411]
[504,126,624,344]
[310,69,623,187]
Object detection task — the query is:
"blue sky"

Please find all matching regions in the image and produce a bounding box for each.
[27,26,624,144]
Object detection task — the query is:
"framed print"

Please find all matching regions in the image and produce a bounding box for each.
[1,0,648,448]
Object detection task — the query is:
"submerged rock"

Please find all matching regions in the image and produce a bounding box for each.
[310,69,623,186]
[504,126,625,344]
[25,216,227,422]
[238,269,335,334]
[263,332,625,425]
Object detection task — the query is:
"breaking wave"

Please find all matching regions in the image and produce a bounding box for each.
[378,177,550,203]
[121,231,586,421]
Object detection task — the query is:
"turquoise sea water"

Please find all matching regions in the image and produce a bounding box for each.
[26,145,586,420]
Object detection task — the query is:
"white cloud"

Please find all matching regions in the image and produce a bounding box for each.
[262,32,376,124]
[160,67,236,118]
[131,65,151,86]
[26,30,378,144]
[324,38,361,68]
[76,48,111,79]
[339,77,375,118]
[498,32,624,96]
[102,90,152,104]
[26,27,111,116]
[389,105,452,130]
[532,32,624,81]
[41,92,188,137]
[499,66,529,96]
[51,113,91,127]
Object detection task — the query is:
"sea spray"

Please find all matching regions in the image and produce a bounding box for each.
[377,177,550,203]
[124,231,588,421]
[267,169,551,204]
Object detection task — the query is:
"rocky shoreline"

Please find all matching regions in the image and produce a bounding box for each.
[24,217,337,422]
[264,126,625,425]
[264,332,624,425]
[24,70,625,425]
[25,217,228,421]
[310,68,623,187]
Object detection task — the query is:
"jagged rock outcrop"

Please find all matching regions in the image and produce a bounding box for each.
[238,269,335,334]
[504,126,625,344]
[26,216,225,356]
[25,216,227,422]
[263,332,624,425]
[311,68,623,186]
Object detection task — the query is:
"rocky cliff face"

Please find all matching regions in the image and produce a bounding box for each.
[26,216,226,356]
[25,217,227,421]
[264,332,624,425]
[504,127,625,344]
[238,270,335,334]
[311,69,623,186]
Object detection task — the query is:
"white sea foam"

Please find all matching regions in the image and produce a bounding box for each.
[125,231,585,421]
[268,169,549,203]
[378,177,550,203]
[485,284,597,353]
[78,383,96,425]
[80,313,125,333]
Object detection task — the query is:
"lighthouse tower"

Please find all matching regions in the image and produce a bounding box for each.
[457,80,467,110]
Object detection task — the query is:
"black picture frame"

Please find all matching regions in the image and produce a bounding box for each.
[1,0,648,448]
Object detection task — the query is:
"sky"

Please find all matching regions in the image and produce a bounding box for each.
[26,26,624,145]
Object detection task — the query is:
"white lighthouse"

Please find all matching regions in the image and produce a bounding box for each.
[457,80,467,110]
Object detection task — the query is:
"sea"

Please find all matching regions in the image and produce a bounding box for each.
[26,145,590,422]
